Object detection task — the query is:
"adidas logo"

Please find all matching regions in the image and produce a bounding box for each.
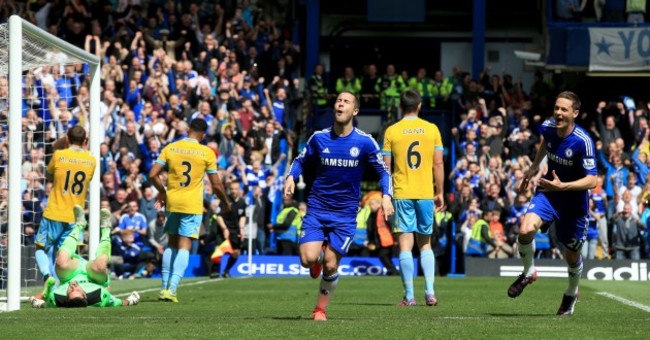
[322,147,330,154]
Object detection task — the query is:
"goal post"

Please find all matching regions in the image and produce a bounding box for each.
[3,15,101,312]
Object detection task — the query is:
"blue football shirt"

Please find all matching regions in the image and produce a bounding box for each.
[539,119,597,212]
[288,128,392,217]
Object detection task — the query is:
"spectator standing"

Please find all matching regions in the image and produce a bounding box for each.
[148,211,169,260]
[115,200,148,247]
[408,68,433,108]
[308,64,328,109]
[360,64,381,109]
[626,0,646,24]
[377,64,405,112]
[275,197,301,255]
[335,67,362,95]
[217,181,247,278]
[582,200,600,260]
[430,70,453,110]
[612,203,645,259]
[589,176,610,258]
[366,197,399,276]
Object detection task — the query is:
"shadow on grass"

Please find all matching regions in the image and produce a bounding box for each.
[338,302,395,306]
[268,316,307,321]
[269,316,358,321]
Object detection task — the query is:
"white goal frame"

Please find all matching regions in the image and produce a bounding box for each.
[5,15,101,311]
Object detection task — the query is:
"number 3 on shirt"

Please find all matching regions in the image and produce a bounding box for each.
[180,161,192,187]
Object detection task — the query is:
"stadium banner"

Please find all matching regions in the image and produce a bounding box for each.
[218,255,416,277]
[466,258,650,281]
[588,27,650,71]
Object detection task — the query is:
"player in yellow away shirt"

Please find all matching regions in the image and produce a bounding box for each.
[35,125,96,283]
[382,89,445,306]
[149,118,230,302]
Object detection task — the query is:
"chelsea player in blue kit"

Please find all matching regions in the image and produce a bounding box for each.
[285,91,394,321]
[508,91,597,316]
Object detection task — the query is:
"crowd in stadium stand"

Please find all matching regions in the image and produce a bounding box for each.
[0,0,648,281]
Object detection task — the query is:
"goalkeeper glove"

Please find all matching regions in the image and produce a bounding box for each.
[126,291,140,306]
[29,296,45,309]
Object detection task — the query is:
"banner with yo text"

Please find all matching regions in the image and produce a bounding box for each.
[219,255,415,277]
[588,27,650,71]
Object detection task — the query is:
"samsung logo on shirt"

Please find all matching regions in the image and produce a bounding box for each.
[320,157,359,167]
[546,152,573,166]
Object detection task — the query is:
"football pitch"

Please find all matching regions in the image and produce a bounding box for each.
[1,276,649,339]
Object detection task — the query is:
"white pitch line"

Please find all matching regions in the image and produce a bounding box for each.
[114,276,251,298]
[597,292,650,313]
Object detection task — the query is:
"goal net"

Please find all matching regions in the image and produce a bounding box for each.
[0,16,101,312]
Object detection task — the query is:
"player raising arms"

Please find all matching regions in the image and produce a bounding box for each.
[30,206,140,308]
[149,118,230,302]
[284,91,394,321]
[35,126,96,283]
[508,91,597,316]
[382,89,445,307]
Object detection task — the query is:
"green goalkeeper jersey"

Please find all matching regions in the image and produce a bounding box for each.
[43,254,120,308]
[45,275,122,308]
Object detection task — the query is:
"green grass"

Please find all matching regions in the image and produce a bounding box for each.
[2,276,650,339]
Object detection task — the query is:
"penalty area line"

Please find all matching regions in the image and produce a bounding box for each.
[597,292,650,313]
[114,276,251,298]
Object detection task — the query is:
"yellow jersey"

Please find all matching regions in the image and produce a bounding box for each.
[43,148,96,223]
[156,138,218,214]
[382,116,443,199]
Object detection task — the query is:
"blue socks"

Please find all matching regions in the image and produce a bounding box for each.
[161,248,177,290]
[399,251,414,300]
[169,249,189,294]
[35,249,51,278]
[420,249,436,295]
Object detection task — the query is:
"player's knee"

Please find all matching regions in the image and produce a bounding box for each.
[518,220,540,238]
[56,255,71,270]
[323,262,338,276]
[300,253,315,268]
[90,259,107,273]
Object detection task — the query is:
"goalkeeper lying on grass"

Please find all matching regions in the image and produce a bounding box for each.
[29,206,140,308]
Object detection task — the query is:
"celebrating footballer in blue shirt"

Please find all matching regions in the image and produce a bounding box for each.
[508,91,597,316]
[285,91,394,321]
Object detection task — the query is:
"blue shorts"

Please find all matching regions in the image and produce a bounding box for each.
[300,210,356,255]
[165,213,202,239]
[35,217,74,250]
[392,199,434,235]
[526,193,587,252]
